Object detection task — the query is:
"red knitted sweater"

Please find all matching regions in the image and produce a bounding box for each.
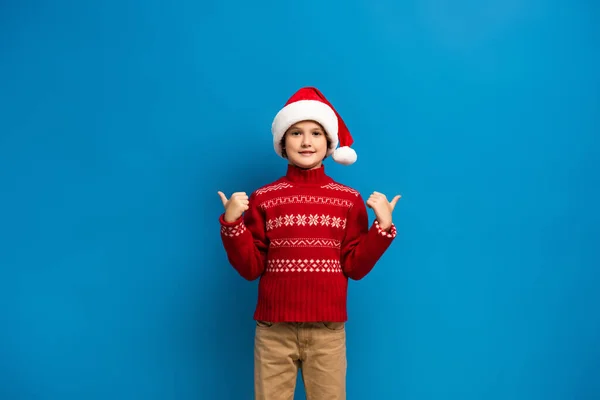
[219,164,397,322]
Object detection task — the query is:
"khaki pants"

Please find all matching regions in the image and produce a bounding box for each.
[254,321,347,400]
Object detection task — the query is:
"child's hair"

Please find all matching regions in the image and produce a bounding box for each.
[279,125,333,159]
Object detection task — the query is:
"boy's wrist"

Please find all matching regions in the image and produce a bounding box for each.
[223,215,237,223]
[220,212,242,225]
[376,218,392,231]
[223,211,242,223]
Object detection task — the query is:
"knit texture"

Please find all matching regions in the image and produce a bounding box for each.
[219,164,397,322]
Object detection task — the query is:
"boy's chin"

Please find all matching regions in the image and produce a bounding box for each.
[290,159,323,170]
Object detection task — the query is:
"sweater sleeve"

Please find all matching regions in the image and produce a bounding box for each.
[340,194,397,280]
[219,192,268,281]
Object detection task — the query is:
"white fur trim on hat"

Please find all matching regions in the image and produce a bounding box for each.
[271,100,339,157]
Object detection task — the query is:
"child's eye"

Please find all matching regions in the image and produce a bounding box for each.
[313,131,322,135]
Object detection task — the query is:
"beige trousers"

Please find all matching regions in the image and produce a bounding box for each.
[254,320,347,400]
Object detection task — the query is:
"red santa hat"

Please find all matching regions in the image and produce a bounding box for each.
[271,87,357,165]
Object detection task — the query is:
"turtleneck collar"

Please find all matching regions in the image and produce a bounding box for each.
[284,163,332,185]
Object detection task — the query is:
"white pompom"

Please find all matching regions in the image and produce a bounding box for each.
[332,146,357,165]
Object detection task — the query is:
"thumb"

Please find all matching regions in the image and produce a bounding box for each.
[217,191,228,206]
[390,195,402,209]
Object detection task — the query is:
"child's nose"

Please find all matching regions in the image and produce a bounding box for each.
[302,134,312,146]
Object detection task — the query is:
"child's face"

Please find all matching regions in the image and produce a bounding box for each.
[283,120,329,169]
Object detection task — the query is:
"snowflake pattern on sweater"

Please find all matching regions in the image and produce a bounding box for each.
[219,164,397,323]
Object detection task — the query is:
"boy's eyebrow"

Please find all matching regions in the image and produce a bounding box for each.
[287,126,323,132]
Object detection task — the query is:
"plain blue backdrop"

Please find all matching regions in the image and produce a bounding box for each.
[1,1,598,399]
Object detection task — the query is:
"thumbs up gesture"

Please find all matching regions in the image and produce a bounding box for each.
[218,191,249,223]
[366,191,401,231]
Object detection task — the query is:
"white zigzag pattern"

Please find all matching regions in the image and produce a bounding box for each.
[266,214,346,231]
[270,238,341,249]
[221,223,247,237]
[260,195,353,210]
[255,182,294,195]
[321,183,359,196]
[266,259,342,273]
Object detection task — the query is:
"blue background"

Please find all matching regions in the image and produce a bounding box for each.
[1,0,598,399]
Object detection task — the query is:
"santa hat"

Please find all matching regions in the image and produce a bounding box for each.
[271,87,357,165]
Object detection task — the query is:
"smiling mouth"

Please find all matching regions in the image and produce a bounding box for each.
[299,151,314,155]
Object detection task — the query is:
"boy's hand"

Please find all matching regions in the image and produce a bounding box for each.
[366,192,401,231]
[217,191,249,223]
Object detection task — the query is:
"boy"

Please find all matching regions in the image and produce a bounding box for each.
[217,87,400,399]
